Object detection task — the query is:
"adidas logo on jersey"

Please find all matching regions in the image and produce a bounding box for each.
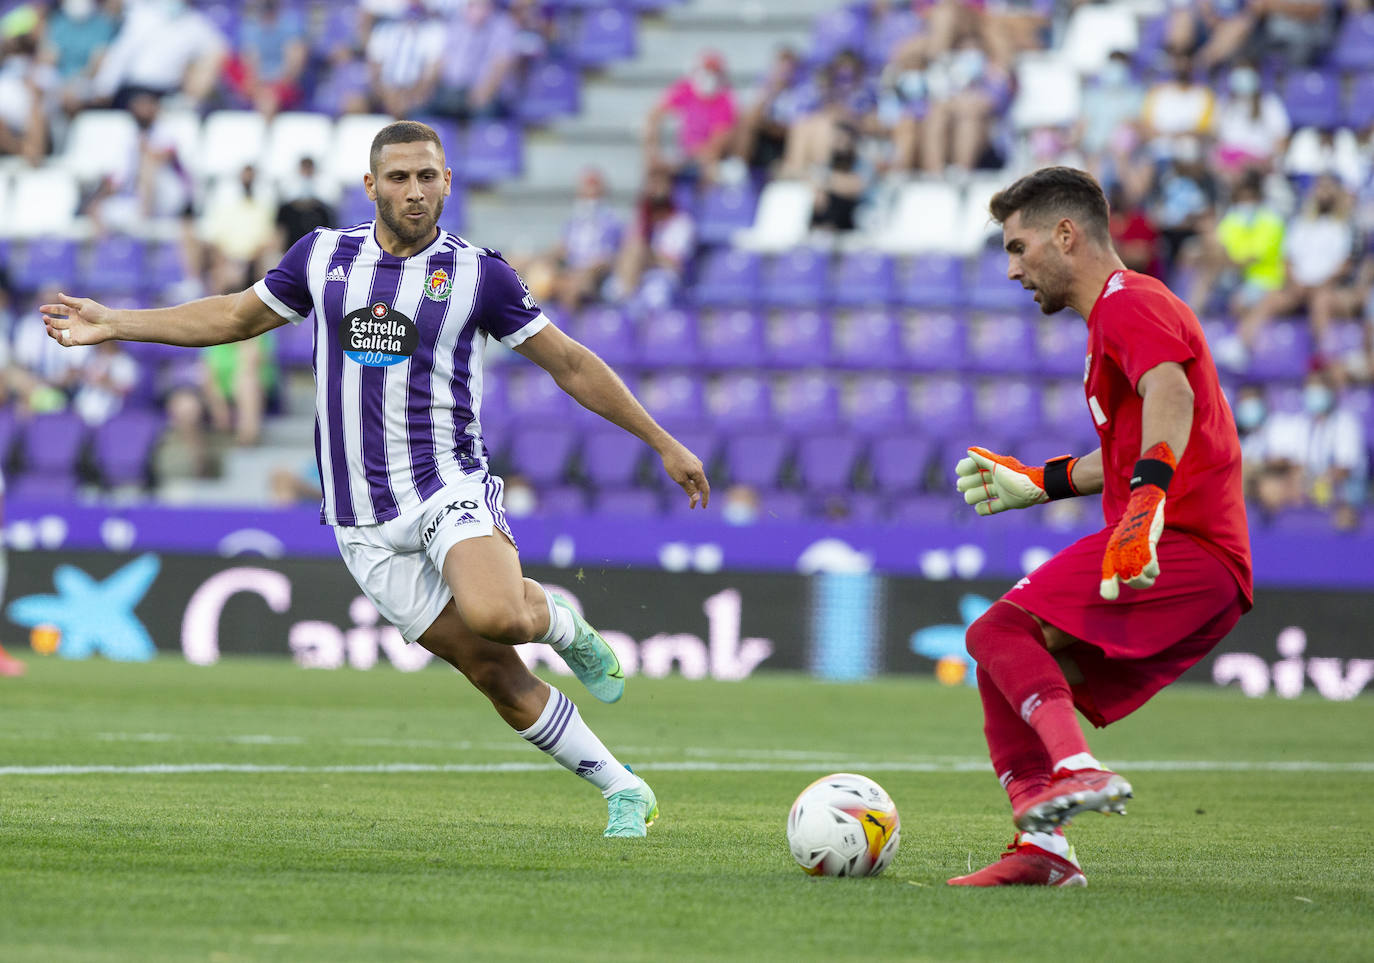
[325,265,348,282]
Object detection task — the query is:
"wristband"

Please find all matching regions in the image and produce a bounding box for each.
[1042,455,1079,500]
[1130,441,1177,491]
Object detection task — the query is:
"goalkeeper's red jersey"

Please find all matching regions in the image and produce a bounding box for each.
[1083,269,1253,607]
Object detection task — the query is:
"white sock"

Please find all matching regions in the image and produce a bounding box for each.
[1053,752,1102,773]
[518,687,639,798]
[534,586,575,652]
[1019,829,1071,859]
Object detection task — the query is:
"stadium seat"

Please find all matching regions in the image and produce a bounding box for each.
[774,371,842,432]
[1332,12,1374,70]
[795,434,863,493]
[200,110,269,181]
[572,305,638,367]
[808,6,869,65]
[887,493,964,525]
[509,425,578,485]
[263,112,337,190]
[731,181,814,253]
[638,370,706,428]
[581,426,645,487]
[844,374,909,435]
[972,377,1042,436]
[1345,71,1374,131]
[897,311,965,372]
[59,110,140,186]
[956,177,1004,256]
[764,308,831,368]
[1035,316,1086,377]
[517,60,582,123]
[81,236,147,296]
[707,372,774,429]
[1058,3,1138,75]
[723,430,792,487]
[503,366,575,425]
[967,314,1036,374]
[8,238,80,290]
[830,251,896,307]
[965,246,1028,311]
[637,306,701,367]
[595,486,663,518]
[152,108,204,180]
[459,122,523,184]
[896,254,963,309]
[0,406,19,471]
[92,409,163,488]
[910,375,974,430]
[142,240,191,296]
[696,182,760,246]
[828,491,884,524]
[7,473,79,502]
[869,434,932,494]
[276,317,316,370]
[867,181,961,255]
[760,248,830,307]
[535,484,589,516]
[6,168,80,238]
[832,308,900,369]
[1282,69,1343,130]
[1010,53,1082,129]
[699,308,765,367]
[1041,378,1089,435]
[571,7,637,66]
[756,489,808,522]
[19,411,87,478]
[328,114,393,192]
[1249,321,1311,380]
[691,249,762,306]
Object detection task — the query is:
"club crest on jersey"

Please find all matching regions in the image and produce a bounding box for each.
[339,301,419,367]
[424,268,452,301]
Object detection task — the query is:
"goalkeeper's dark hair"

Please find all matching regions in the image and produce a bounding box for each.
[369,120,445,174]
[988,166,1112,245]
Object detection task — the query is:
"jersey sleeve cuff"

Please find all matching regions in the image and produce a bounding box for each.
[252,278,307,325]
[498,313,550,349]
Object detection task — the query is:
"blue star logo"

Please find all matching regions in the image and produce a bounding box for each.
[909,593,994,686]
[7,554,160,661]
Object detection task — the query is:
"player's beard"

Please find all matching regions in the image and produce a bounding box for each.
[1031,257,1073,315]
[376,193,444,247]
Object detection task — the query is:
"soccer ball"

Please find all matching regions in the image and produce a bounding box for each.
[786,773,901,877]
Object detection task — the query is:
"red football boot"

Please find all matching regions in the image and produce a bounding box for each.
[947,836,1086,887]
[1013,767,1132,833]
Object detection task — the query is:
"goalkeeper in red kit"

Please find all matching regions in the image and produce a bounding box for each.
[946,167,1253,888]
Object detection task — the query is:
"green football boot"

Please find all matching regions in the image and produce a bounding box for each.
[604,775,658,838]
[551,595,624,703]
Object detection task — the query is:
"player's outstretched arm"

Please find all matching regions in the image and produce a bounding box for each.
[515,325,711,508]
[40,288,288,349]
[955,446,1092,515]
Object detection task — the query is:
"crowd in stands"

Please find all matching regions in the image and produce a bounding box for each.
[1,0,1373,533]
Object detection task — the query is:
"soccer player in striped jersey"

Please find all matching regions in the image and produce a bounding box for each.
[41,120,711,838]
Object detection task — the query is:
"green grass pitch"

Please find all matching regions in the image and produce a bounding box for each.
[1,657,1371,962]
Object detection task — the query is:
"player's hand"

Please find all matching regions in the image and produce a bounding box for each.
[1100,484,1167,600]
[660,441,710,509]
[955,447,1050,515]
[39,293,116,348]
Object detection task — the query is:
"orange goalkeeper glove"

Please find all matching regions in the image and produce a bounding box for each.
[955,446,1079,516]
[1100,442,1177,601]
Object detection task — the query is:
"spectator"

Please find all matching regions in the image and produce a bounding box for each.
[1165,1,1256,73]
[1232,382,1272,481]
[979,0,1053,69]
[10,290,83,415]
[202,333,277,448]
[153,384,221,484]
[729,46,806,177]
[225,0,309,116]
[201,164,276,296]
[1108,183,1164,279]
[645,50,738,181]
[1226,175,1356,367]
[1257,0,1339,67]
[366,0,445,118]
[1140,50,1215,158]
[269,457,322,506]
[520,167,622,310]
[0,12,57,165]
[427,0,521,121]
[43,0,119,116]
[1075,51,1146,167]
[83,91,196,240]
[610,165,695,309]
[720,482,761,525]
[916,31,1010,175]
[312,42,372,116]
[91,0,227,108]
[275,157,338,250]
[502,473,538,517]
[72,341,139,426]
[780,49,876,178]
[1189,171,1286,314]
[1147,136,1220,274]
[809,124,869,233]
[1212,59,1291,186]
[1255,359,1367,529]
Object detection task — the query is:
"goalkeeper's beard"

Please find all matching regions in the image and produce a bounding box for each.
[377,193,445,246]
[1032,259,1074,315]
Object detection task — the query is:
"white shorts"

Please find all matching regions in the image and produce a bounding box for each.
[334,472,516,642]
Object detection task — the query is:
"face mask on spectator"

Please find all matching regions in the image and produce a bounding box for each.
[1229,67,1259,96]
[1235,397,1266,432]
[1230,201,1257,219]
[1303,384,1335,415]
[1101,60,1130,86]
[691,69,721,97]
[62,0,95,17]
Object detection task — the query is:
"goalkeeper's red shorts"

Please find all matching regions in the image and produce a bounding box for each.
[1003,527,1247,728]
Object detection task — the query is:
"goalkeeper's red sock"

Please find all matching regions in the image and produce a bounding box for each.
[976,666,1052,812]
[966,601,1091,767]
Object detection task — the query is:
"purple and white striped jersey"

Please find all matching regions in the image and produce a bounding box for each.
[253,222,549,527]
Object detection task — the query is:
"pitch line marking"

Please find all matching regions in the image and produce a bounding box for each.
[1,760,1372,777]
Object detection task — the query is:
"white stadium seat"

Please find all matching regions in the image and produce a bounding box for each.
[1010,53,1082,130]
[58,110,139,186]
[867,180,962,255]
[955,176,1005,256]
[1060,3,1139,75]
[263,111,337,189]
[328,113,393,193]
[732,180,814,253]
[7,167,81,237]
[153,108,205,180]
[199,110,269,180]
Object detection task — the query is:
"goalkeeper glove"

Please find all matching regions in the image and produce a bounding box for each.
[1100,442,1177,601]
[955,446,1079,516]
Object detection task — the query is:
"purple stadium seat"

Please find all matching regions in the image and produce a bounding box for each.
[845,374,909,434]
[637,306,701,366]
[1248,321,1311,380]
[93,409,163,487]
[1266,506,1339,535]
[724,430,791,486]
[707,371,774,428]
[503,366,575,425]
[7,473,79,502]
[459,122,522,184]
[760,248,830,308]
[967,313,1036,375]
[639,371,706,428]
[809,6,868,64]
[276,317,315,369]
[1332,12,1374,70]
[517,60,581,123]
[965,248,1027,311]
[81,236,146,295]
[572,7,636,66]
[582,426,644,487]
[831,251,896,307]
[826,491,884,524]
[691,249,761,306]
[11,239,79,291]
[509,425,577,485]
[535,484,589,516]
[699,308,765,367]
[1282,69,1343,130]
[1345,71,1374,129]
[437,184,465,234]
[595,486,663,518]
[20,411,86,477]
[911,375,974,431]
[832,308,899,368]
[870,434,933,494]
[339,186,374,227]
[764,308,831,368]
[1041,379,1089,435]
[972,378,1042,436]
[757,489,808,522]
[696,183,760,246]
[886,493,964,526]
[774,372,842,432]
[795,434,863,492]
[899,311,965,373]
[1014,432,1078,468]
[573,305,638,366]
[0,407,18,469]
[1035,316,1086,377]
[896,254,962,309]
[142,240,191,295]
